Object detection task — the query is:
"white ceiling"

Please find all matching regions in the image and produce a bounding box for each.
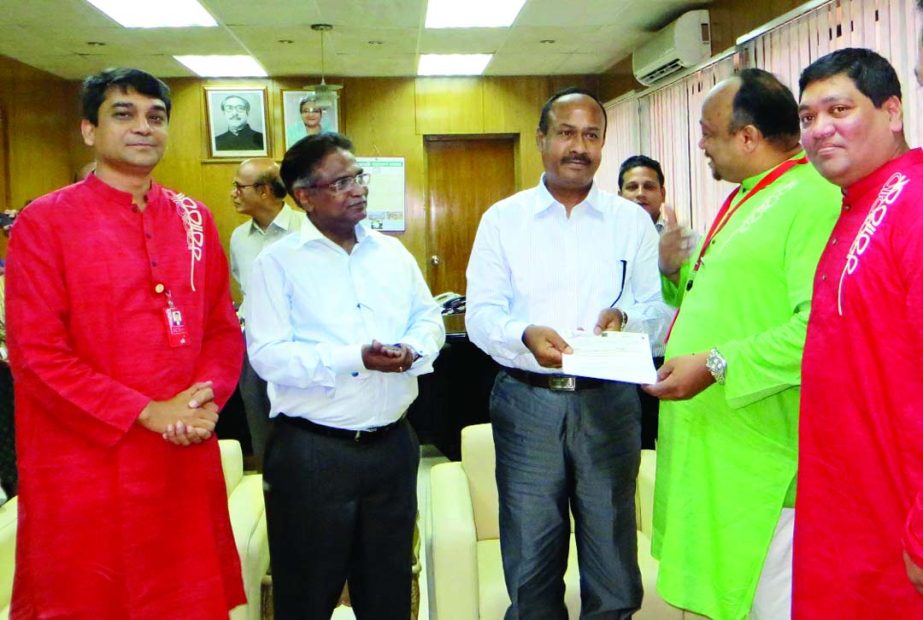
[0,0,711,80]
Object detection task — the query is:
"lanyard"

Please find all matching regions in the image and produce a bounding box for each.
[664,156,808,345]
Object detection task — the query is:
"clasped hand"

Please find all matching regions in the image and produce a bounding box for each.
[362,339,416,373]
[137,381,218,447]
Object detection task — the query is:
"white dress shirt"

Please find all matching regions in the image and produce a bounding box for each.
[466,177,672,373]
[230,203,304,307]
[245,218,445,430]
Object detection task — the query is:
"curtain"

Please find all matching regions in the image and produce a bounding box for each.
[596,97,642,194]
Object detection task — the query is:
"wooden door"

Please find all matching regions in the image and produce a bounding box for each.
[425,137,516,295]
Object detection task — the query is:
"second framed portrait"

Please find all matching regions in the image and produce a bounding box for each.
[205,87,270,159]
[282,90,339,151]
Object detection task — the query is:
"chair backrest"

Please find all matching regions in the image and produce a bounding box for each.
[460,424,500,541]
[219,439,244,498]
[0,497,17,609]
[460,423,657,542]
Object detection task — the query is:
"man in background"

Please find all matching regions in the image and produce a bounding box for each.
[645,68,840,620]
[6,67,244,618]
[619,154,667,229]
[229,157,303,462]
[795,47,923,619]
[466,87,671,618]
[619,154,669,448]
[216,94,264,151]
[246,132,444,618]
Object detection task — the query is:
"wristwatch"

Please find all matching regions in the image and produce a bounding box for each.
[705,347,727,385]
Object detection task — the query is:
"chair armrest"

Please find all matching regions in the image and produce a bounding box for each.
[430,462,479,620]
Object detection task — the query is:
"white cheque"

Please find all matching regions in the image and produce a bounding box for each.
[562,332,657,385]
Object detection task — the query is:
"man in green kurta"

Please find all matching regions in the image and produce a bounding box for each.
[643,69,840,620]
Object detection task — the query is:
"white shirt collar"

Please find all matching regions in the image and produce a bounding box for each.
[534,174,604,216]
[247,203,299,236]
[298,214,373,249]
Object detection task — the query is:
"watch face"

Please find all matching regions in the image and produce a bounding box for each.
[707,349,727,384]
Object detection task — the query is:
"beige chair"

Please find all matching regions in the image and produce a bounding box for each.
[429,423,680,619]
[220,439,271,620]
[0,496,16,618]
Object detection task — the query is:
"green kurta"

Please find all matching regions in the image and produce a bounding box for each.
[652,154,840,620]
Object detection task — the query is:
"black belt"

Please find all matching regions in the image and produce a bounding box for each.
[505,368,606,392]
[277,414,403,443]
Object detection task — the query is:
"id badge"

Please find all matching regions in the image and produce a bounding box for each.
[164,306,189,347]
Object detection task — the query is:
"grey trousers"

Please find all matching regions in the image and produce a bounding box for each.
[239,345,271,460]
[491,371,642,620]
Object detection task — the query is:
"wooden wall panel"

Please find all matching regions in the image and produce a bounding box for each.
[414,78,485,135]
[0,56,79,212]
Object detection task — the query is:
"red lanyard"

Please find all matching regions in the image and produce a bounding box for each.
[664,156,808,344]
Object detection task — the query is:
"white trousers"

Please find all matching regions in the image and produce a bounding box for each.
[750,507,795,620]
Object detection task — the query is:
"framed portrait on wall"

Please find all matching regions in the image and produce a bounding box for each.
[205,87,269,159]
[282,90,339,150]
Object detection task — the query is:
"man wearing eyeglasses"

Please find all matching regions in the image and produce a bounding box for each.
[244,133,444,619]
[228,158,303,462]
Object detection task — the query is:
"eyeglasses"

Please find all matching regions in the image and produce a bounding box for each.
[309,173,371,194]
[231,182,263,193]
[302,107,323,114]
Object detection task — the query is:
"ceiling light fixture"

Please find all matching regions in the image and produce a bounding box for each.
[84,0,216,28]
[424,0,527,28]
[174,55,268,77]
[418,54,493,76]
[304,24,343,93]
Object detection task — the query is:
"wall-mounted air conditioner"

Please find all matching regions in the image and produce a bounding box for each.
[632,10,711,86]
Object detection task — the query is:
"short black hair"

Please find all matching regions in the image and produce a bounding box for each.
[81,68,171,125]
[799,47,901,108]
[538,87,608,137]
[728,68,800,148]
[280,132,354,204]
[618,155,664,189]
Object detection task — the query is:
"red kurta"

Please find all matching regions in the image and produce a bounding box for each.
[796,148,923,618]
[6,175,245,619]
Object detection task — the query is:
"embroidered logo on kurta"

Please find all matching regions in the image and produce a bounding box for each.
[837,172,908,315]
[164,190,204,292]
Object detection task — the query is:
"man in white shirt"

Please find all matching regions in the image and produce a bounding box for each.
[466,87,671,619]
[229,157,303,461]
[245,133,445,619]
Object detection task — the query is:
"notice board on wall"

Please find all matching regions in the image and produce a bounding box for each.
[357,157,405,232]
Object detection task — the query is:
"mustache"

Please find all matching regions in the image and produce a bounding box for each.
[562,155,591,165]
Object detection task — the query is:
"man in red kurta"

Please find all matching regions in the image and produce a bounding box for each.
[795,48,923,617]
[6,68,245,619]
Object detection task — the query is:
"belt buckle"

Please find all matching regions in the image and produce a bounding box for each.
[355,427,379,442]
[548,376,576,391]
